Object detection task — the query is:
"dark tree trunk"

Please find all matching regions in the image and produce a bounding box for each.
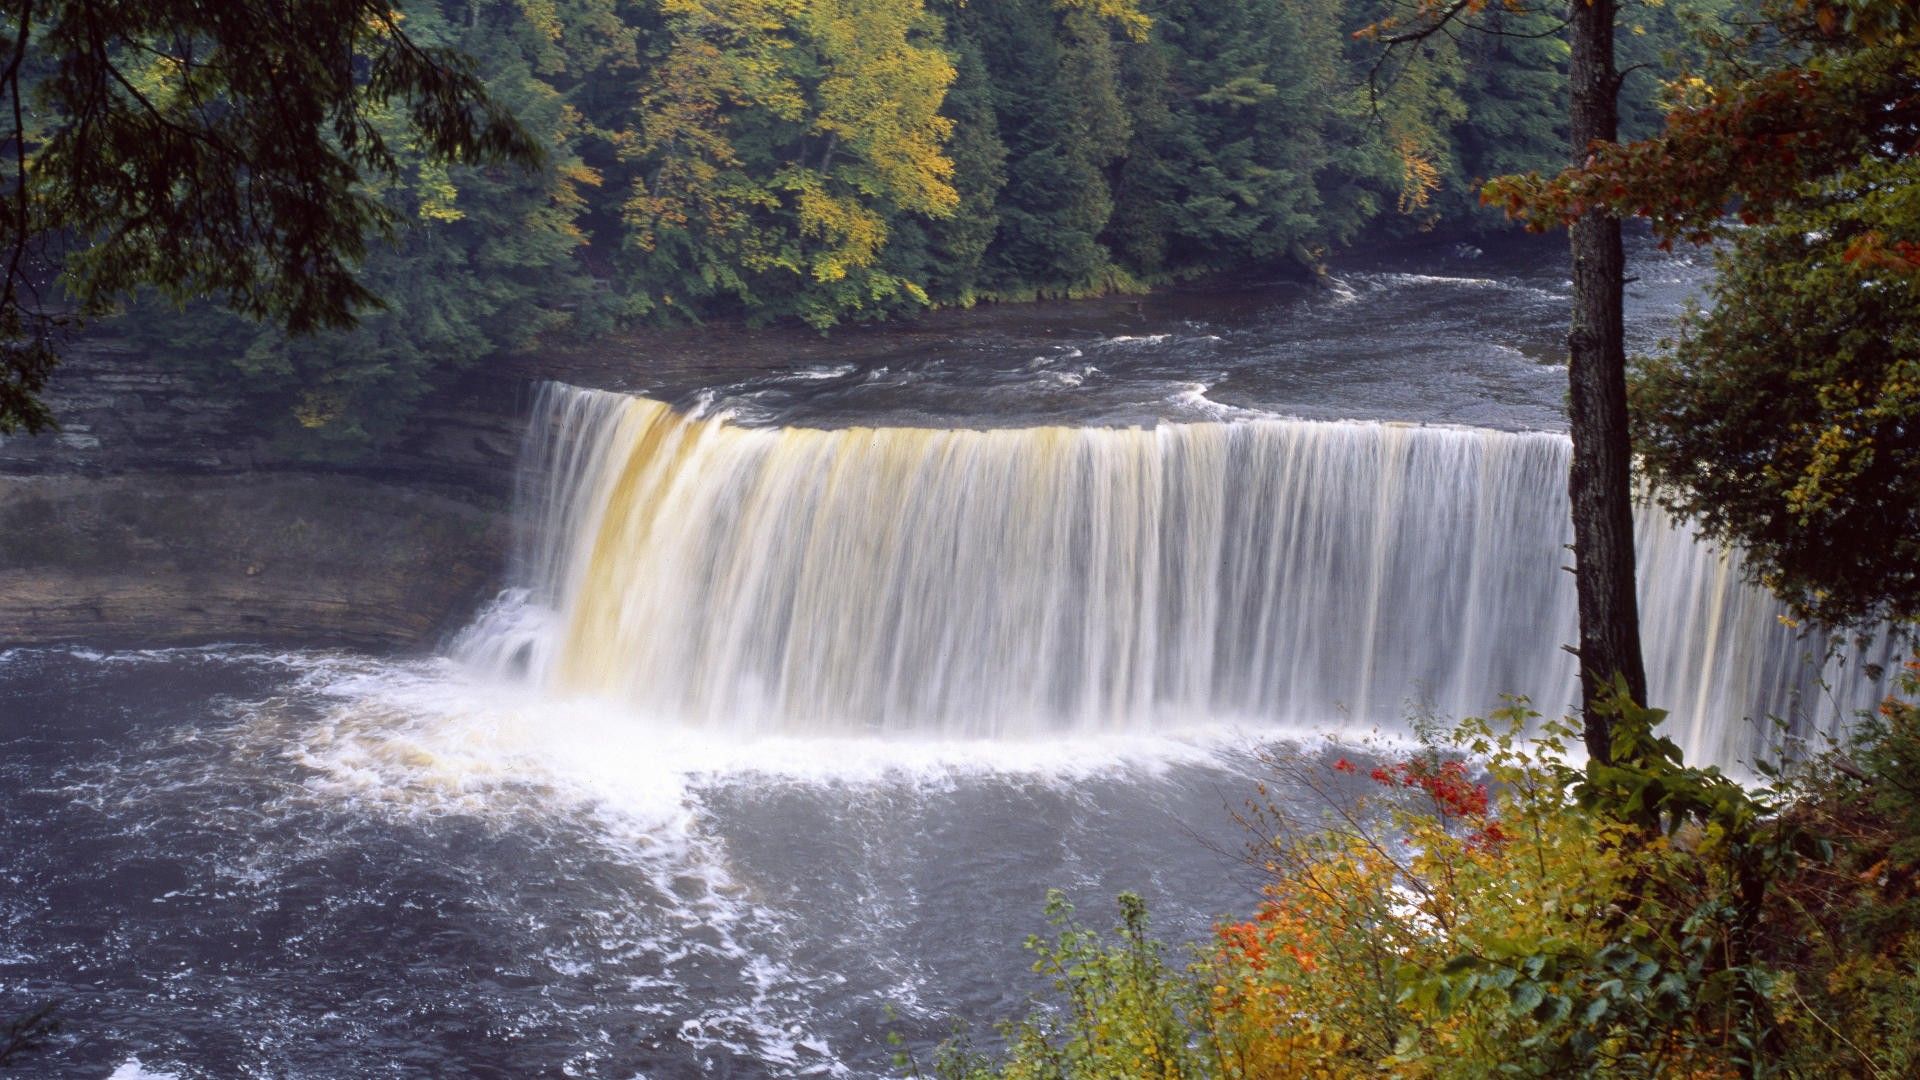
[1566,0,1647,764]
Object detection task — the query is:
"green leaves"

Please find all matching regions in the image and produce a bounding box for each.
[936,666,1920,1079]
[1508,980,1545,1016]
[1470,1,1920,627]
[615,0,961,327]
[979,890,1217,1080]
[1634,191,1920,626]
[9,0,1727,445]
[0,0,542,434]
[118,0,592,456]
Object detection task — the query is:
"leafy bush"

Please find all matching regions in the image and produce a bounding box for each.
[932,670,1920,1078]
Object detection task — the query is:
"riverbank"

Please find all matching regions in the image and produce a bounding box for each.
[0,473,504,650]
[0,341,522,650]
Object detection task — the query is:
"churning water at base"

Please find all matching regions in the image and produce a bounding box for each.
[457,383,1886,769]
[6,235,1901,1077]
[0,647,1268,1078]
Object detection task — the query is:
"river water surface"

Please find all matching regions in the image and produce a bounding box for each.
[3,234,1852,1078]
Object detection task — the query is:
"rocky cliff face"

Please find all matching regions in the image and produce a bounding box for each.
[0,474,506,649]
[0,345,525,651]
[0,342,531,491]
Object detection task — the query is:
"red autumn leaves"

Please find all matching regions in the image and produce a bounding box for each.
[1336,754,1508,848]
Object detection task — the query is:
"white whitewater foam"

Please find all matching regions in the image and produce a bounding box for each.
[244,649,1293,1077]
[255,655,957,1076]
[1358,271,1567,305]
[1369,272,1505,289]
[1024,346,1086,370]
[1035,365,1099,389]
[287,655,1258,825]
[1323,277,1362,305]
[783,364,858,382]
[108,1061,181,1080]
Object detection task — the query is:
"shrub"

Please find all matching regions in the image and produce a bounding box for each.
[933,669,1920,1078]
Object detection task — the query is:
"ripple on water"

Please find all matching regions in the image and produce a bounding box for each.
[3,648,1319,1078]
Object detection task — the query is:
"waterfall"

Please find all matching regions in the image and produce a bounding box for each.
[456,382,1890,766]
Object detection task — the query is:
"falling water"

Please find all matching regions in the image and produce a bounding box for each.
[457,382,1889,768]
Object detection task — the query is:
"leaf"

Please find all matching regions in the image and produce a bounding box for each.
[1509,982,1545,1016]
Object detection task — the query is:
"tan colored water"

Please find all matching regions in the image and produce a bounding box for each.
[459,386,1887,766]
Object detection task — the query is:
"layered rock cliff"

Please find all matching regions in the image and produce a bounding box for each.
[0,344,523,650]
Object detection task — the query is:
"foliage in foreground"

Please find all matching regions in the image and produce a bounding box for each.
[929,666,1920,1078]
[0,0,540,436]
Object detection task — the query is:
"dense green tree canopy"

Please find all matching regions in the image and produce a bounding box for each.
[121,0,611,454]
[0,0,540,434]
[25,0,1724,454]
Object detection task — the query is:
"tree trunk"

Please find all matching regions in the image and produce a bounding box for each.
[1566,0,1647,764]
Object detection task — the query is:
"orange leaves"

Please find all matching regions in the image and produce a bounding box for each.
[1366,757,1490,818]
[1217,900,1322,978]
[1842,231,1920,273]
[1395,135,1443,215]
[1353,0,1491,43]
[1481,10,1917,244]
[1791,0,1920,46]
[963,713,1725,1076]
[1198,742,1524,1067]
[1357,752,1511,853]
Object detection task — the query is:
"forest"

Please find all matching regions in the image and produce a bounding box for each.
[3,0,1919,1076]
[112,0,1721,454]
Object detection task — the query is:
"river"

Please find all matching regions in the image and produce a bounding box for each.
[0,232,1883,1078]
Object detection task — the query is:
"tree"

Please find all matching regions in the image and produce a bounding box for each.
[905,14,1006,306]
[17,0,1716,449]
[1634,215,1920,627]
[1368,0,1648,762]
[963,0,1125,297]
[0,0,540,434]
[617,0,959,328]
[1563,0,1647,764]
[1439,3,1566,223]
[124,0,606,456]
[1490,0,1920,628]
[1104,0,1381,277]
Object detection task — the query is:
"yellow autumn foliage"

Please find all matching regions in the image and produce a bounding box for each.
[623,0,965,315]
[932,700,1893,1078]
